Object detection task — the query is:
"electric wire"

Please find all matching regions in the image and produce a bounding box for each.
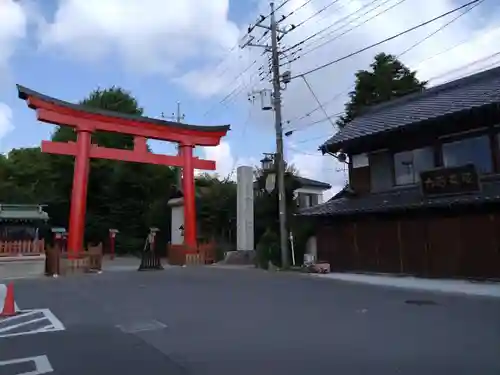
[297,0,408,60]
[286,0,486,125]
[291,0,483,79]
[202,60,259,118]
[281,0,382,54]
[290,0,343,31]
[397,0,485,58]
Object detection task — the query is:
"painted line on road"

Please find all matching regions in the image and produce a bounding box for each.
[0,355,53,375]
[0,317,48,333]
[116,319,167,334]
[0,309,65,339]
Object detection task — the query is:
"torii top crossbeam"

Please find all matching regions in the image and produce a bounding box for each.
[17,84,230,258]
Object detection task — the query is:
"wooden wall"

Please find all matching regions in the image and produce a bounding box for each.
[316,211,500,280]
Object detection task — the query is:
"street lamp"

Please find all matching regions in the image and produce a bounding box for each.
[261,153,276,194]
[260,154,274,171]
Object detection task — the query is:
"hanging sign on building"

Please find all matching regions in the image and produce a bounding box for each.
[420,164,480,197]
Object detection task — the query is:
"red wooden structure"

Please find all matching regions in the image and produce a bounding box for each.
[18,85,229,260]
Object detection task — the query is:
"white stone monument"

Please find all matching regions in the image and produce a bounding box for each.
[236,166,254,251]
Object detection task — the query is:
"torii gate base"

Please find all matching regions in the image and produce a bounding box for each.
[18,85,229,269]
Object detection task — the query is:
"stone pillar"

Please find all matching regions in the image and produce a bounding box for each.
[236,166,254,251]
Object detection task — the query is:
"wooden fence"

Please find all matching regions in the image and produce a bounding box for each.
[0,239,45,257]
[168,241,216,265]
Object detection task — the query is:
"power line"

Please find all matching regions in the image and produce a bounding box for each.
[281,0,381,54]
[287,0,484,127]
[291,0,483,79]
[202,60,259,118]
[290,2,491,123]
[397,0,485,58]
[282,0,316,19]
[427,50,500,83]
[297,0,408,60]
[299,76,337,129]
[290,0,343,31]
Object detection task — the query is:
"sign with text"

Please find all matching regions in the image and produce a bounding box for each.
[420,164,480,197]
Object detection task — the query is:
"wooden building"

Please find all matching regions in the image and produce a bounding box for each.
[0,204,48,256]
[299,67,500,280]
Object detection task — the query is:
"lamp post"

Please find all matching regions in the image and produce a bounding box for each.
[261,153,276,194]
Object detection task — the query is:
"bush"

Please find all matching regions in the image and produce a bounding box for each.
[256,228,280,269]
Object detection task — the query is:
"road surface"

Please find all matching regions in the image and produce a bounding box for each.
[1,267,499,374]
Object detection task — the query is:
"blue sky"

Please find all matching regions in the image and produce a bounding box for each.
[1,0,499,196]
[1,0,275,164]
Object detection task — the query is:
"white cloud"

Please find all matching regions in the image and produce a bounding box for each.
[0,102,14,146]
[37,0,239,76]
[0,0,27,78]
[202,140,259,180]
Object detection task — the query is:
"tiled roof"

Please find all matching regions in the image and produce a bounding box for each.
[297,179,500,217]
[0,204,49,221]
[322,66,500,152]
[253,176,331,190]
[295,176,331,190]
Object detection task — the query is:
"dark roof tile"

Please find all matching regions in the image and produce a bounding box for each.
[323,66,500,151]
[295,176,331,189]
[297,180,500,217]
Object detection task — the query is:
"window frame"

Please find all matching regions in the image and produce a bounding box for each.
[441,133,494,175]
[393,146,435,186]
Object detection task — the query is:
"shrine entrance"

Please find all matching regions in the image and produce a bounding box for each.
[17,85,229,263]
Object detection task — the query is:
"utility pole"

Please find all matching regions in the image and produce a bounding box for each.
[240,2,293,268]
[162,102,185,190]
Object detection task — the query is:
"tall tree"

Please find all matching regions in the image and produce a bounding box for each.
[337,52,427,128]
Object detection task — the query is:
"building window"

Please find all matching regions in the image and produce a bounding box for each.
[370,151,393,192]
[394,147,434,185]
[352,153,369,168]
[442,135,492,174]
[298,193,319,208]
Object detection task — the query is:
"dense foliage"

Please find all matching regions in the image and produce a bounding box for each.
[336,53,427,128]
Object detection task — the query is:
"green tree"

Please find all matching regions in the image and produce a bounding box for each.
[196,173,237,245]
[337,52,427,128]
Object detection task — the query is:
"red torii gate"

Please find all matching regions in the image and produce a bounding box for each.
[17,85,229,260]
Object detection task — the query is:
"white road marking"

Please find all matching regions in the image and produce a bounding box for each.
[0,317,48,333]
[0,310,39,323]
[0,309,65,339]
[116,319,167,333]
[0,355,53,375]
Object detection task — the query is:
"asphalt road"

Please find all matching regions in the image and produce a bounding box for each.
[1,267,499,374]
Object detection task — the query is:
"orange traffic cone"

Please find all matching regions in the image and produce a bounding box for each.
[0,283,16,317]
